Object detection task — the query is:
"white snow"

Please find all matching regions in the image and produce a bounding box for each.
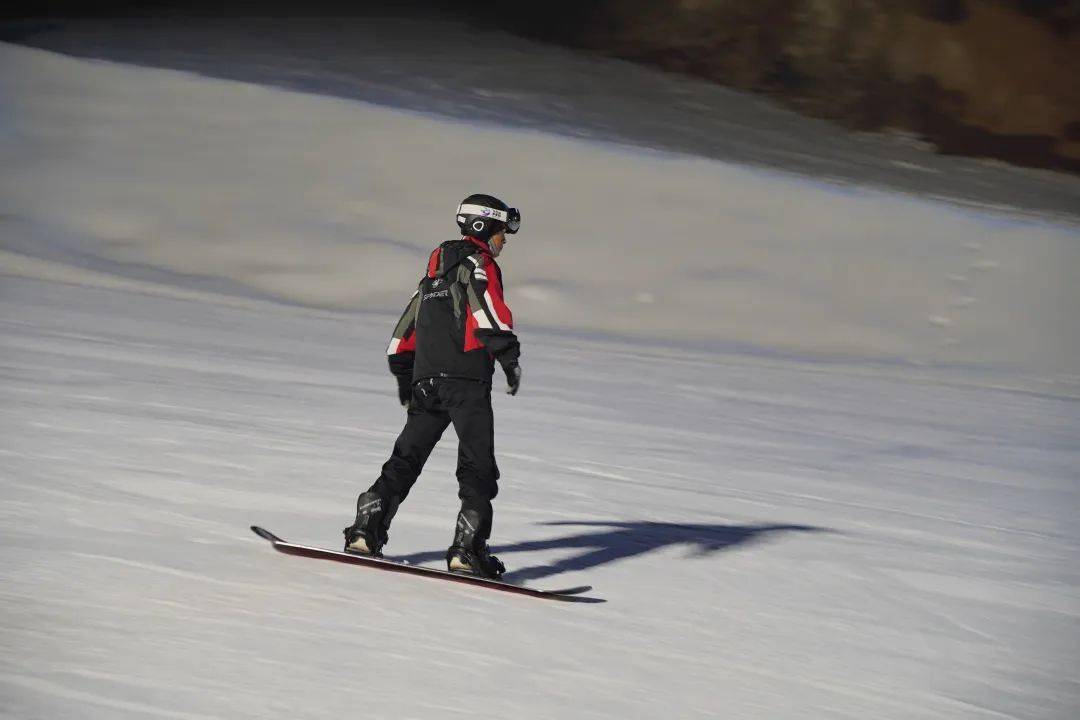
[1,19,1079,720]
[3,40,1079,375]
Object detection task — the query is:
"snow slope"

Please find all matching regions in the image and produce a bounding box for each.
[1,20,1079,720]
[8,15,1080,222]
[2,42,1078,379]
[2,275,1078,719]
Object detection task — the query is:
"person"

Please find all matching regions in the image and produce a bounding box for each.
[343,194,523,579]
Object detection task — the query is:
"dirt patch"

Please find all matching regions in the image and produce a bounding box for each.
[495,0,1080,173]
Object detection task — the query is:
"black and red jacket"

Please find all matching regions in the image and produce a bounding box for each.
[387,237,520,384]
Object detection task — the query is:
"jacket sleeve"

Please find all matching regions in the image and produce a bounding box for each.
[465,256,520,368]
[386,288,420,378]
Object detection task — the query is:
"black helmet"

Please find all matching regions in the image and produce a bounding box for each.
[456,193,521,241]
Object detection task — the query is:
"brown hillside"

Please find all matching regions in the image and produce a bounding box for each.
[502,0,1080,172]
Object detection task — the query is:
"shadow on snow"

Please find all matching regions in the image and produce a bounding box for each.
[398,521,828,583]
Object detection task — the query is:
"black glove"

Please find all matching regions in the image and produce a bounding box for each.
[388,352,415,409]
[396,375,413,408]
[503,361,522,396]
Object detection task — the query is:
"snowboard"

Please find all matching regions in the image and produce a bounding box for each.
[250,526,599,602]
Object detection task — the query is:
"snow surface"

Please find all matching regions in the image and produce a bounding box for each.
[2,41,1078,377]
[7,15,1080,222]
[1,18,1079,720]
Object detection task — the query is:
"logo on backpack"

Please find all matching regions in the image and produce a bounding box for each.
[422,289,450,302]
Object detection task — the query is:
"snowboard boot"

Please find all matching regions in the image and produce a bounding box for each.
[343,491,398,557]
[446,508,506,579]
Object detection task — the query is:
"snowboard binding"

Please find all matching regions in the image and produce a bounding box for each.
[342,491,398,557]
[446,507,505,579]
[446,545,506,579]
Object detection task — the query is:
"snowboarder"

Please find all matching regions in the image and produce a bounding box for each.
[343,194,522,579]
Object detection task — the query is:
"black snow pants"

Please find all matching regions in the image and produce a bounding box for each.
[367,377,500,540]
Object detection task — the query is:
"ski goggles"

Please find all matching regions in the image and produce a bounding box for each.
[458,203,521,234]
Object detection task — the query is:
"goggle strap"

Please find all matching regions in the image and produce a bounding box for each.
[458,203,508,222]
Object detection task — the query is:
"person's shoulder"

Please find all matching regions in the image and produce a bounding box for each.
[463,250,496,269]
